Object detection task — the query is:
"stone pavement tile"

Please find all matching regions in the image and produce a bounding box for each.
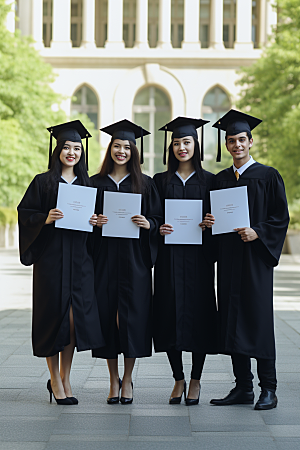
[0,401,62,417]
[52,413,130,435]
[136,364,173,377]
[260,407,300,425]
[274,437,300,450]
[267,425,300,437]
[12,345,34,355]
[129,387,174,405]
[134,377,174,388]
[0,389,22,401]
[0,367,46,377]
[0,444,46,450]
[2,355,46,367]
[0,376,45,389]
[192,435,277,450]
[45,440,201,450]
[129,416,191,437]
[0,416,57,441]
[130,407,188,416]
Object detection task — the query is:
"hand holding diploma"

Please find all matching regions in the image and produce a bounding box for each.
[45,208,64,225]
[131,215,150,230]
[202,213,258,242]
[160,224,174,236]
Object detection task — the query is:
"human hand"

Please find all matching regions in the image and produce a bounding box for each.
[201,213,215,229]
[234,227,258,242]
[131,215,150,230]
[45,208,64,225]
[89,214,97,226]
[159,223,174,236]
[97,214,108,228]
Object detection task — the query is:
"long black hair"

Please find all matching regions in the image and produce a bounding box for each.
[97,139,148,194]
[167,137,204,182]
[44,140,90,192]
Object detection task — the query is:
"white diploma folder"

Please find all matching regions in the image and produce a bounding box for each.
[55,183,97,233]
[210,186,250,235]
[102,191,142,239]
[165,199,203,245]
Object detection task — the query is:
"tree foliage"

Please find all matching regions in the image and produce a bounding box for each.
[237,0,300,205]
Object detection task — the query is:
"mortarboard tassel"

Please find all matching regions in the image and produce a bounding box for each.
[48,129,53,169]
[201,127,204,161]
[216,128,221,162]
[163,127,167,165]
[86,135,89,171]
[140,127,144,164]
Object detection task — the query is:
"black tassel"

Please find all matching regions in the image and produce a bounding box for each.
[140,127,144,164]
[163,127,167,165]
[201,127,204,161]
[48,129,53,169]
[86,135,89,171]
[216,128,221,162]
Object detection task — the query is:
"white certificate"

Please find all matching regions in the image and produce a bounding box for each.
[102,191,142,239]
[55,183,97,233]
[210,186,250,235]
[165,199,202,245]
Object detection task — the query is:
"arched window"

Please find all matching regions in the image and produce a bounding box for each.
[133,86,171,176]
[71,85,99,129]
[202,86,231,168]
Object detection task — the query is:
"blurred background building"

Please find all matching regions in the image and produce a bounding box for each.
[9,0,277,175]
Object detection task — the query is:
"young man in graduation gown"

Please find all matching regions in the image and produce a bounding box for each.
[203,110,289,410]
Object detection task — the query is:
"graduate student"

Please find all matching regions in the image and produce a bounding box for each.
[18,121,104,405]
[203,110,289,410]
[153,117,218,405]
[91,119,161,405]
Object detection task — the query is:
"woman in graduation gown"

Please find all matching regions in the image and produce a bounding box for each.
[91,119,162,404]
[18,121,104,405]
[153,117,218,405]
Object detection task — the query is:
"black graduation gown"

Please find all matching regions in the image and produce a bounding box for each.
[17,173,105,357]
[90,174,162,359]
[214,163,289,359]
[153,171,218,354]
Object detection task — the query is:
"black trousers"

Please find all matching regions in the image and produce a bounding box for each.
[167,347,206,381]
[231,354,277,392]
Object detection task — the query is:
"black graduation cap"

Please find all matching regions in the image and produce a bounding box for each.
[212,109,262,162]
[158,117,209,165]
[100,119,150,164]
[47,120,92,170]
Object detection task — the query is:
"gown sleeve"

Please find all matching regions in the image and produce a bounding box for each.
[251,169,289,267]
[17,175,53,266]
[140,177,163,268]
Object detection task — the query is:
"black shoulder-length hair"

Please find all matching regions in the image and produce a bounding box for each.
[97,139,148,194]
[44,140,90,192]
[167,137,204,182]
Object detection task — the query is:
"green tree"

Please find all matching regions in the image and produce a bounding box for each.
[237,0,300,205]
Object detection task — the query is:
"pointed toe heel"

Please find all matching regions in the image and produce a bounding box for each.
[107,378,122,405]
[46,379,73,405]
[120,381,133,405]
[169,381,186,405]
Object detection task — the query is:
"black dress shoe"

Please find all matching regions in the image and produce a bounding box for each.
[67,397,79,405]
[46,380,73,405]
[169,381,186,405]
[186,384,200,406]
[107,378,122,405]
[120,381,133,405]
[210,387,254,406]
[254,389,277,410]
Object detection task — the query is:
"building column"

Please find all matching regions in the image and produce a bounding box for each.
[209,0,224,50]
[5,0,15,33]
[105,0,125,49]
[157,0,172,49]
[134,0,149,49]
[266,0,277,39]
[234,0,253,50]
[81,0,96,48]
[182,0,201,50]
[31,0,44,49]
[51,0,72,50]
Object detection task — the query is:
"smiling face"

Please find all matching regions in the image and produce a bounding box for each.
[225,132,253,167]
[172,136,195,162]
[111,139,131,166]
[59,140,82,167]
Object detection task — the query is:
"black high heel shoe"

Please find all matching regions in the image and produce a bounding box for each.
[169,380,186,405]
[185,383,201,406]
[107,378,122,405]
[47,380,73,405]
[120,381,133,405]
[67,396,79,405]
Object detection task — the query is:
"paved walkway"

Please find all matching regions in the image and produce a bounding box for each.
[0,249,300,450]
